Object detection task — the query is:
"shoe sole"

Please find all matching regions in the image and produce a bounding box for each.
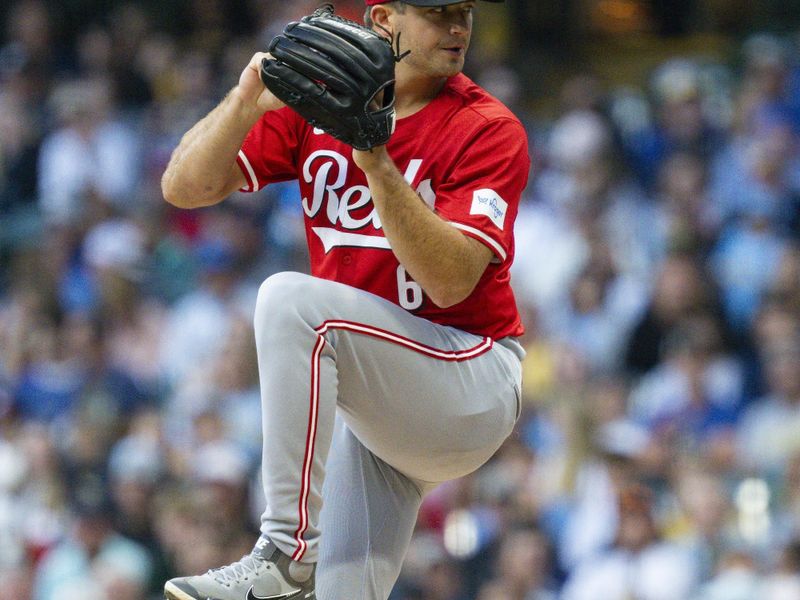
[164,580,314,600]
[164,582,200,600]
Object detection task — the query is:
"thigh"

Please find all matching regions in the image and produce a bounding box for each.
[335,331,520,483]
[259,273,522,483]
[328,321,521,483]
[317,416,424,600]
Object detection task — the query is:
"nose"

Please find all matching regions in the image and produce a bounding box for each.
[449,14,470,36]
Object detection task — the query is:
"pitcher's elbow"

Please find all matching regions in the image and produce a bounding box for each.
[161,173,184,207]
[161,176,211,209]
[161,185,182,207]
[427,285,472,309]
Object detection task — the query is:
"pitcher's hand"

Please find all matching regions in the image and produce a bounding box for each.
[236,52,285,114]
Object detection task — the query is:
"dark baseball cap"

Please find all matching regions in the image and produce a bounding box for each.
[365,0,503,6]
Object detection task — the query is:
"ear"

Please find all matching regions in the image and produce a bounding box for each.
[370,5,395,37]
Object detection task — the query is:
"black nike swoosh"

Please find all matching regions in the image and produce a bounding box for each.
[246,586,301,600]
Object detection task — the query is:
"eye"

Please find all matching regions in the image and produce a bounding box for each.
[430,7,444,13]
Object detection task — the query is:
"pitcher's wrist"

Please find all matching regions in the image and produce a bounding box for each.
[230,86,266,123]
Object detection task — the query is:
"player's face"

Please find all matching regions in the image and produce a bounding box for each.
[391,2,475,78]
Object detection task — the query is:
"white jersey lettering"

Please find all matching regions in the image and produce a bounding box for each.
[301,152,431,246]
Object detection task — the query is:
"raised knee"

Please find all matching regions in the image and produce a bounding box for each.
[256,272,309,316]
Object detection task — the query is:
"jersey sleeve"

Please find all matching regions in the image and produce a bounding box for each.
[433,118,530,262]
[236,107,303,192]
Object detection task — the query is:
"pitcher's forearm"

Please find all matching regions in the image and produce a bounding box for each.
[357,148,492,308]
[162,88,262,208]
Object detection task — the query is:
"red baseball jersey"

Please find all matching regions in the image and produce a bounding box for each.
[237,73,529,339]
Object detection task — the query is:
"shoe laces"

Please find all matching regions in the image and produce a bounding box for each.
[209,555,265,584]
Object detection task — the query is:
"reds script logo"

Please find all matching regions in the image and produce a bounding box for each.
[301,150,435,252]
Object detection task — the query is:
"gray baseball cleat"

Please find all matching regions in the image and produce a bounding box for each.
[164,536,315,600]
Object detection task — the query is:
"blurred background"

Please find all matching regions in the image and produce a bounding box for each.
[3,0,800,598]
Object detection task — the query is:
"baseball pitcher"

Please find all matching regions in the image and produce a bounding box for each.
[162,1,528,598]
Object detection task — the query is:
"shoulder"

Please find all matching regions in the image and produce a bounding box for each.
[443,74,526,133]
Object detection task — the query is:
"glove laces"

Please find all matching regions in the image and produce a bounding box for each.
[374,24,411,62]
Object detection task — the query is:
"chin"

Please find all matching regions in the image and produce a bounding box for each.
[408,56,463,80]
[436,60,464,78]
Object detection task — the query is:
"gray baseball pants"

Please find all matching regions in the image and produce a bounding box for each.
[253,272,523,599]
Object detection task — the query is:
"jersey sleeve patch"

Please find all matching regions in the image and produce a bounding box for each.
[470,188,507,230]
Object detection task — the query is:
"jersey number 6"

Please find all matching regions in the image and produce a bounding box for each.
[396,265,423,310]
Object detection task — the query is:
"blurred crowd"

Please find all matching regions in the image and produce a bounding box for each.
[3,1,800,599]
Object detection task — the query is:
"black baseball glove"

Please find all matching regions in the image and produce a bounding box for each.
[261,4,398,151]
